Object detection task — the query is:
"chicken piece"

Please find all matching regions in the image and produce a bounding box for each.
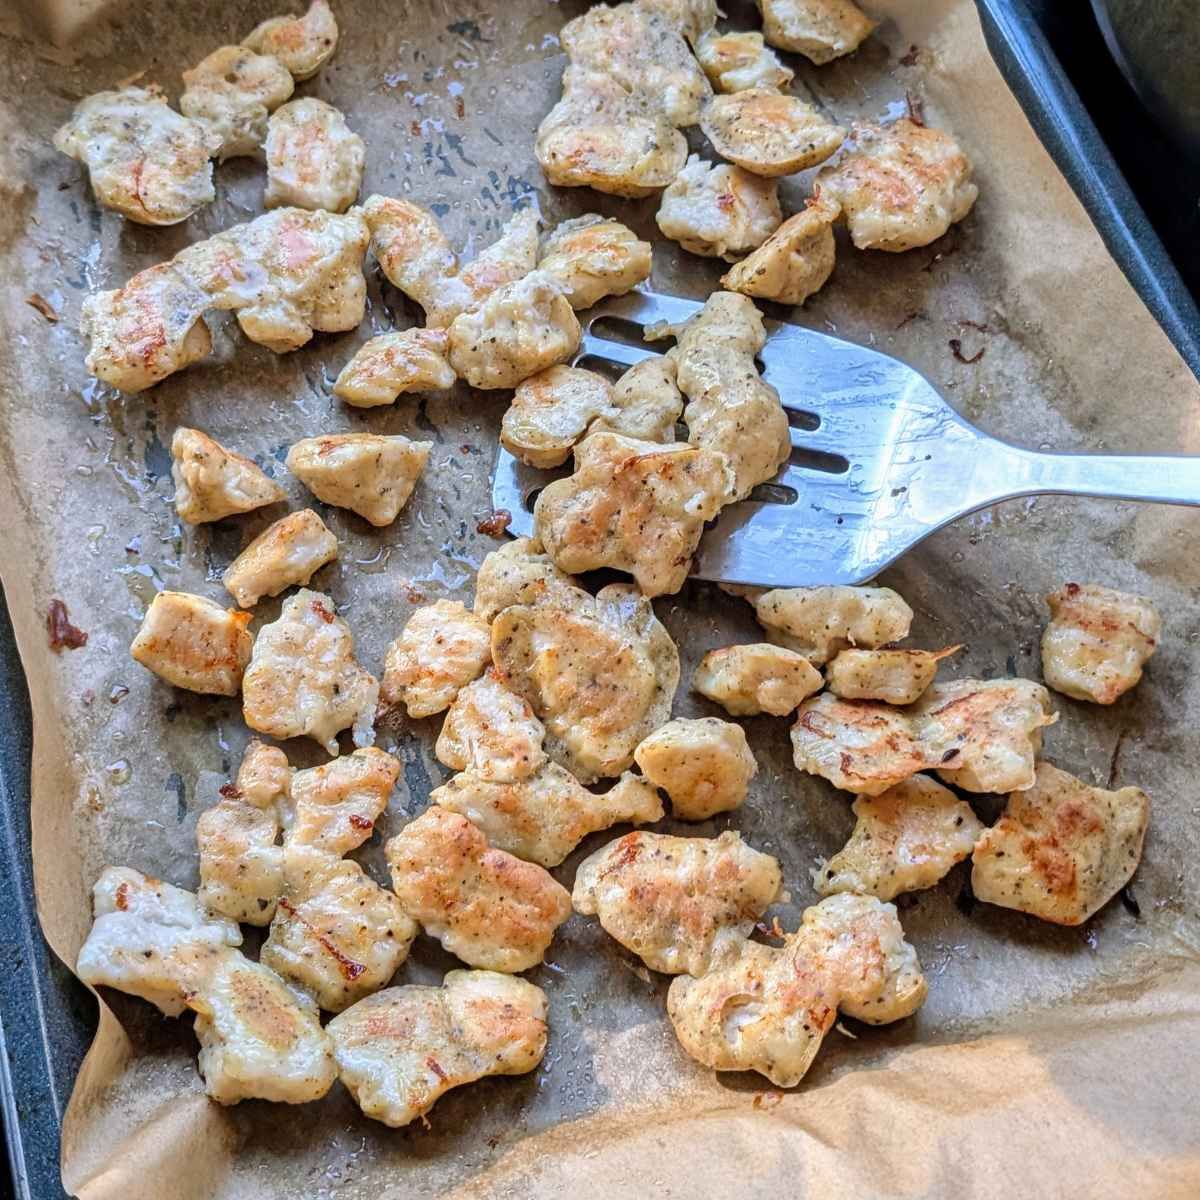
[221,509,339,609]
[472,537,588,623]
[633,717,757,820]
[721,193,840,304]
[537,214,653,310]
[825,644,961,706]
[535,67,689,198]
[813,775,984,900]
[242,589,379,755]
[450,207,543,326]
[588,356,685,444]
[332,329,456,407]
[286,747,400,854]
[667,892,924,1085]
[170,427,286,524]
[695,30,794,93]
[197,741,290,925]
[638,0,720,44]
[80,263,212,393]
[53,87,218,225]
[693,642,822,716]
[432,765,664,868]
[75,867,242,1015]
[180,45,294,159]
[816,119,979,252]
[130,591,253,696]
[972,762,1150,926]
[191,951,337,1104]
[286,433,431,527]
[435,668,547,782]
[759,0,876,63]
[1041,582,1162,705]
[491,584,680,782]
[328,971,548,1128]
[744,584,914,664]
[446,271,581,390]
[650,291,789,500]
[501,366,616,469]
[534,432,734,597]
[573,830,781,974]
[261,850,417,1011]
[701,90,845,177]
[656,156,782,260]
[386,807,572,971]
[243,0,339,80]
[380,599,492,719]
[264,98,364,213]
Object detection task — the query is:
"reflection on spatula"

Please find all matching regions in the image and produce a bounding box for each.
[492,290,1200,588]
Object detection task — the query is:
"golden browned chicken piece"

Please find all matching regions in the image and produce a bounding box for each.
[243,0,339,80]
[573,830,782,975]
[332,329,457,408]
[656,156,782,260]
[537,214,653,310]
[380,599,492,719]
[588,356,685,443]
[491,583,680,783]
[328,971,548,1128]
[264,98,364,213]
[386,807,572,971]
[53,87,218,225]
[241,589,379,755]
[972,762,1150,926]
[693,643,823,716]
[634,717,758,820]
[180,45,294,159]
[825,645,962,706]
[501,366,616,469]
[1041,583,1162,704]
[814,775,984,900]
[696,29,794,93]
[170,427,287,524]
[816,119,979,251]
[701,90,845,177]
[130,591,253,696]
[285,747,400,855]
[222,509,339,609]
[435,668,548,782]
[759,0,876,64]
[286,433,431,527]
[472,537,589,623]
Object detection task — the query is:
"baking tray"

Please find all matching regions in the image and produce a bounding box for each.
[1,1,1197,1196]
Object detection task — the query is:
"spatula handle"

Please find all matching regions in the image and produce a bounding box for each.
[1008,449,1200,507]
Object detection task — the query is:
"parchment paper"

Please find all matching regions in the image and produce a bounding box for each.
[1,1,1198,1196]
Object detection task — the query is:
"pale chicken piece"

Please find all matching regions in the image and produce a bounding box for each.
[695,29,794,93]
[170,427,286,524]
[380,599,492,719]
[131,591,253,696]
[721,193,841,304]
[693,642,822,716]
[634,717,758,820]
[533,432,734,598]
[385,807,572,971]
[75,867,243,1016]
[242,589,379,755]
[435,668,547,782]
[264,98,364,213]
[447,271,581,390]
[197,740,290,924]
[701,90,845,177]
[491,584,679,783]
[450,207,542,327]
[191,951,337,1104]
[971,762,1150,926]
[222,509,339,609]
[816,119,979,251]
[432,764,664,868]
[573,830,782,975]
[180,45,294,159]
[243,0,339,80]
[286,747,400,854]
[1041,583,1162,705]
[328,971,548,1128]
[759,0,876,63]
[825,644,961,705]
[535,67,689,198]
[639,0,720,44]
[587,356,685,444]
[80,263,212,393]
[472,537,588,623]
[537,214,652,310]
[501,366,616,469]
[333,329,456,407]
[656,156,782,260]
[53,87,218,225]
[286,433,431,527]
[813,775,984,900]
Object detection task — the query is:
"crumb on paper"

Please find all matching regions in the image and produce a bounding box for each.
[949,338,985,364]
[26,293,59,322]
[476,509,512,537]
[47,598,88,651]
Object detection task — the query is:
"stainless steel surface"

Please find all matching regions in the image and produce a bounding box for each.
[494,289,1200,587]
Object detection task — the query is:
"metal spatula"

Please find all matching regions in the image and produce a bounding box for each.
[491,291,1200,588]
